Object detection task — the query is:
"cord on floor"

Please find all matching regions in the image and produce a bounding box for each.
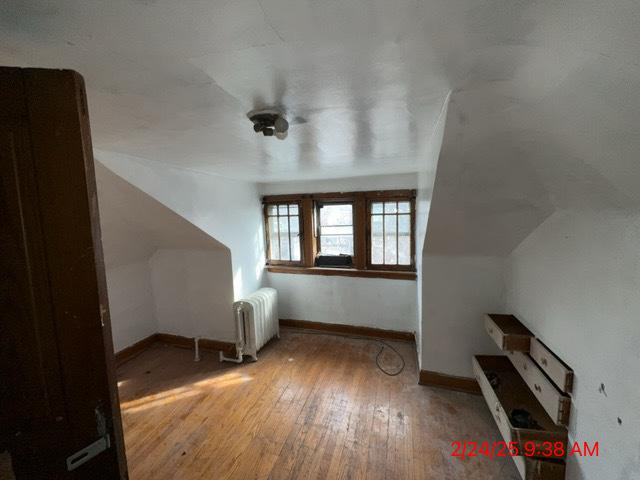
[286,329,405,376]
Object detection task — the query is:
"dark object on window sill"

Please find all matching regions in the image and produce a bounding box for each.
[315,254,353,268]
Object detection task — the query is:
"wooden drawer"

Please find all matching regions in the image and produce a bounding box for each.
[507,351,572,426]
[473,356,513,444]
[530,339,574,393]
[473,356,568,457]
[485,314,533,352]
[513,456,566,480]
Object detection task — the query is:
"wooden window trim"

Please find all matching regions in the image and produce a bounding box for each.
[263,190,416,279]
[314,198,355,260]
[263,201,304,266]
[366,196,416,272]
[266,265,416,280]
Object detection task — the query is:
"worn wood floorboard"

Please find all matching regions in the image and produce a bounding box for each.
[118,328,520,479]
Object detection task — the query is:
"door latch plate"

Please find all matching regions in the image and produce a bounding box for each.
[66,435,110,471]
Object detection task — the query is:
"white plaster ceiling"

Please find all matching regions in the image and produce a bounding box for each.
[0,0,448,181]
[3,0,640,253]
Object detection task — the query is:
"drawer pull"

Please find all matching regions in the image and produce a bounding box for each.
[523,363,527,371]
[488,328,494,334]
[541,357,548,366]
[534,384,542,392]
[494,403,502,422]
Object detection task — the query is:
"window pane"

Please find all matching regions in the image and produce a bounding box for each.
[384,202,397,214]
[289,204,299,215]
[320,235,353,255]
[289,215,300,235]
[268,216,280,260]
[398,214,411,235]
[279,216,290,260]
[384,215,397,264]
[267,204,278,215]
[371,215,383,264]
[278,204,288,215]
[322,225,353,236]
[398,235,411,265]
[398,201,411,213]
[320,204,353,226]
[290,216,301,261]
[398,214,411,264]
[319,203,353,255]
[371,202,383,214]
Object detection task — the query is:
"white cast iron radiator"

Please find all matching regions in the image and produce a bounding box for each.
[220,287,279,363]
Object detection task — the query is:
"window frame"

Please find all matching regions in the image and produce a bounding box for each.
[263,200,304,266]
[315,198,356,259]
[262,189,416,280]
[366,196,416,272]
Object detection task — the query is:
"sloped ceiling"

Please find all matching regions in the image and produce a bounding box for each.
[3,0,640,254]
[421,1,640,254]
[96,162,227,268]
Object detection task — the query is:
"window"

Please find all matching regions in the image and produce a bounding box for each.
[317,202,354,256]
[263,190,416,279]
[370,200,412,267]
[264,203,302,264]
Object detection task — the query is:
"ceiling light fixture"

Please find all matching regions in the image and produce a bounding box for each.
[248,108,289,140]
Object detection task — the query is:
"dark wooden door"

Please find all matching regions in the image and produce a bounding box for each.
[0,68,127,478]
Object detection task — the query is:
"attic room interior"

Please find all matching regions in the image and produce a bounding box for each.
[1,1,639,479]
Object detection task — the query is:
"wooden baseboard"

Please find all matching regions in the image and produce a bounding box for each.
[115,333,158,366]
[280,318,415,342]
[115,333,236,366]
[419,370,481,395]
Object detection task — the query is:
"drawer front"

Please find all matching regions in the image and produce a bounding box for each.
[530,339,574,393]
[484,314,532,352]
[513,456,566,480]
[472,357,513,444]
[508,351,571,425]
[484,315,506,350]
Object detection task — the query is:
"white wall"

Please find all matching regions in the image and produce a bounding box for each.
[150,249,235,341]
[266,273,416,332]
[97,151,265,301]
[262,173,418,334]
[505,209,640,480]
[97,163,159,351]
[105,261,157,352]
[415,94,449,365]
[421,255,503,376]
[96,161,241,350]
[260,173,418,195]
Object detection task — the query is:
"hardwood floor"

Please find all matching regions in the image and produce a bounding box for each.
[117,328,519,479]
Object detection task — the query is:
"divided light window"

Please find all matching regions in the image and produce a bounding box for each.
[262,190,416,276]
[317,202,354,255]
[265,203,302,264]
[370,200,412,267]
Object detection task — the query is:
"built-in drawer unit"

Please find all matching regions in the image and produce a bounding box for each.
[473,356,568,471]
[529,339,574,394]
[507,351,572,426]
[485,314,533,352]
[513,456,566,480]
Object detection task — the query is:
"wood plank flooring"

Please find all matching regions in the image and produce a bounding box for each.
[117,328,519,479]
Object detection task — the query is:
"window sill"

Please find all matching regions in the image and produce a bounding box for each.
[265,265,416,280]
